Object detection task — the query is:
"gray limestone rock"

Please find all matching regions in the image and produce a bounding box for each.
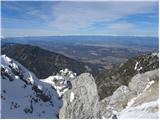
[129,69,158,95]
[59,69,159,119]
[59,73,100,119]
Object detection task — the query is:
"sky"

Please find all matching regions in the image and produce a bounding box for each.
[1,1,159,37]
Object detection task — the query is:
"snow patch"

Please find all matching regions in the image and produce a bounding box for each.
[70,92,74,102]
[2,55,12,63]
[134,61,139,70]
[69,73,76,79]
[37,85,43,91]
[102,116,106,119]
[28,72,35,85]
[144,80,155,91]
[152,53,159,58]
[118,100,159,119]
[15,76,19,79]
[42,68,76,97]
[134,61,143,72]
[137,66,143,72]
[127,97,137,108]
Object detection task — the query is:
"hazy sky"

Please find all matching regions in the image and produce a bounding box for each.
[1,1,159,37]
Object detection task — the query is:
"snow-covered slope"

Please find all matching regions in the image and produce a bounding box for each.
[118,100,158,119]
[1,55,76,118]
[41,68,77,97]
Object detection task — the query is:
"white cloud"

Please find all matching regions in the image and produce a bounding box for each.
[2,28,59,37]
[26,10,49,20]
[50,1,157,32]
[2,1,158,36]
[104,22,158,36]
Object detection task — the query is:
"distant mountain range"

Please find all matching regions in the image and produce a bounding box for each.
[1,44,88,79]
[2,36,158,50]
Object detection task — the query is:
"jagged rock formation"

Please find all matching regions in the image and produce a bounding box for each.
[41,68,77,97]
[59,73,100,118]
[117,69,159,119]
[59,69,159,119]
[100,69,159,119]
[96,53,159,100]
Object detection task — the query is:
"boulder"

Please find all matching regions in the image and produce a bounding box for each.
[59,73,100,119]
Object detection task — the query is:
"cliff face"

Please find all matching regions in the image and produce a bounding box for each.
[99,69,159,119]
[118,69,159,119]
[59,73,100,118]
[59,69,159,119]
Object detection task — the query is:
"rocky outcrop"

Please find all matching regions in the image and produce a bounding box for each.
[59,73,100,119]
[118,70,159,119]
[100,69,159,119]
[98,85,134,118]
[59,69,159,119]
[129,69,158,95]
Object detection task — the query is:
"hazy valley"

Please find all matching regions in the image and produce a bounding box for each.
[2,36,158,75]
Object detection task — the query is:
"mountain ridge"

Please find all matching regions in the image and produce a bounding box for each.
[1,44,88,79]
[96,53,159,100]
[1,55,77,118]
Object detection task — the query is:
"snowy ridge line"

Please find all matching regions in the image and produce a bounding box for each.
[1,55,77,118]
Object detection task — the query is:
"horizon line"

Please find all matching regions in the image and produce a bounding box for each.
[2,35,158,38]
